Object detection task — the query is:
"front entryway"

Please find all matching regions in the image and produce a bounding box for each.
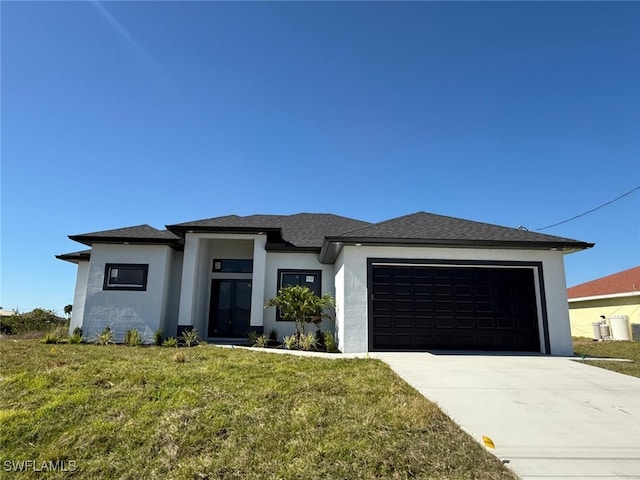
[208,279,252,337]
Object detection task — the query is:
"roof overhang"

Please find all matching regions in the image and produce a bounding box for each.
[165,224,282,237]
[68,235,182,250]
[319,237,595,264]
[55,250,91,264]
[568,291,640,303]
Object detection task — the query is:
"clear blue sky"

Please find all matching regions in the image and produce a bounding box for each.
[2,1,639,314]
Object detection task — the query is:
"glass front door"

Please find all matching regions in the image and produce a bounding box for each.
[208,279,252,337]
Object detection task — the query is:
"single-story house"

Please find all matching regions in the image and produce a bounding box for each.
[568,265,640,338]
[57,211,593,354]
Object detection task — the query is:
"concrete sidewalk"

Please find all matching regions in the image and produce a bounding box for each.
[373,352,640,480]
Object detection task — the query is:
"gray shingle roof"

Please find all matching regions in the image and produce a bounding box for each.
[69,225,180,246]
[61,212,593,263]
[167,213,371,248]
[317,211,593,263]
[334,212,588,245]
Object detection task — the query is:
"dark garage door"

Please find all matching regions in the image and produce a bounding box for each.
[370,264,541,352]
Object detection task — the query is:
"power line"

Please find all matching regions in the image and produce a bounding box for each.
[536,185,640,231]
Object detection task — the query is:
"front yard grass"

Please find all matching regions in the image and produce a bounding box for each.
[573,337,640,378]
[0,340,514,479]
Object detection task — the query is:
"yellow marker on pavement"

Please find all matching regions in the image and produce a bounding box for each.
[482,436,495,449]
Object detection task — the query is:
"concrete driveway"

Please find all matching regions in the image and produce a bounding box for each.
[372,352,640,480]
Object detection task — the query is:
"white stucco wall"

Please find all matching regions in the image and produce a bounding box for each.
[335,245,574,355]
[81,244,177,343]
[68,260,89,335]
[263,252,336,340]
[160,249,183,337]
[333,250,345,352]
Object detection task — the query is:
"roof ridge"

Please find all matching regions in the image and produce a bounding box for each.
[336,211,420,236]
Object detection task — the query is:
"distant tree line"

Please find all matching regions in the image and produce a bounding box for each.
[0,308,68,335]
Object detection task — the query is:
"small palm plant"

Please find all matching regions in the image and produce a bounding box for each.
[265,285,335,339]
[96,326,114,345]
[180,328,200,347]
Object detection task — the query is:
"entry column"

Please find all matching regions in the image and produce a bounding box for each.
[250,235,267,329]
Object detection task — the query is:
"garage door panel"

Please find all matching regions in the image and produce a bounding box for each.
[373,299,392,311]
[475,335,498,348]
[373,284,393,295]
[373,333,393,349]
[456,301,474,313]
[393,299,412,311]
[394,315,413,328]
[370,265,540,352]
[414,335,435,348]
[497,318,516,329]
[477,317,496,329]
[435,317,455,328]
[372,315,392,328]
[455,285,473,296]
[393,284,412,295]
[434,334,454,347]
[414,300,434,312]
[456,317,474,329]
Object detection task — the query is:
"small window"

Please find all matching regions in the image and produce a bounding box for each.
[276,269,322,321]
[104,264,148,291]
[212,259,253,273]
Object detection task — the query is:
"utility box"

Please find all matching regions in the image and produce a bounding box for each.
[592,322,602,340]
[610,315,631,341]
[631,323,640,341]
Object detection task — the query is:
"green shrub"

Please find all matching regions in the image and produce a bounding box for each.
[42,330,61,344]
[124,328,143,346]
[265,286,335,338]
[153,329,164,346]
[283,335,298,350]
[95,326,114,345]
[253,334,268,348]
[268,328,278,345]
[180,329,199,347]
[162,337,178,348]
[247,330,259,346]
[72,326,83,337]
[298,332,319,351]
[69,332,83,344]
[324,331,337,352]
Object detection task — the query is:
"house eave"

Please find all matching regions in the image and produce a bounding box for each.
[165,224,282,237]
[320,237,594,264]
[55,250,91,264]
[68,235,182,250]
[568,291,640,303]
[265,244,321,254]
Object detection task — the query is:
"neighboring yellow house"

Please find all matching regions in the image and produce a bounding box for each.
[567,266,640,339]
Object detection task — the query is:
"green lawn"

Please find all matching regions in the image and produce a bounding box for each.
[573,337,640,378]
[0,340,513,480]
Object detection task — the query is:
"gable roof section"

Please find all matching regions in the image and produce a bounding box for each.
[568,266,640,300]
[68,225,180,247]
[167,213,371,249]
[320,212,593,263]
